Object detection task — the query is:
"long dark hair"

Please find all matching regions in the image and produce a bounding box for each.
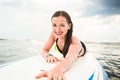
[51,11,73,57]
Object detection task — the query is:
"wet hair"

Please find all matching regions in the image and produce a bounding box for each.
[51,11,73,57]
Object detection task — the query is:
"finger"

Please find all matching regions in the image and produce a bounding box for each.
[35,71,47,79]
[50,57,54,64]
[45,58,48,63]
[49,57,55,64]
[52,76,56,80]
[48,57,52,63]
[52,57,57,63]
[62,75,67,80]
[57,76,65,80]
[58,76,62,80]
[46,58,51,63]
[48,56,54,63]
[47,75,53,80]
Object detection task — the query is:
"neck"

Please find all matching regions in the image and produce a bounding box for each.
[58,38,65,43]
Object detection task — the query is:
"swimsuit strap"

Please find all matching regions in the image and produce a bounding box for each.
[80,41,86,56]
[55,38,63,53]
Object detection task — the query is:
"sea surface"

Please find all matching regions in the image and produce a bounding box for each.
[0,39,120,80]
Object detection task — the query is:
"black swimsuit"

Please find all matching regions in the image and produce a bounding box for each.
[80,41,86,56]
[55,39,86,56]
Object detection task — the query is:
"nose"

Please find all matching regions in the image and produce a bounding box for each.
[56,26,61,32]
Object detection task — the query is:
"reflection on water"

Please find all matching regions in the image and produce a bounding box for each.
[86,42,120,80]
[0,40,120,80]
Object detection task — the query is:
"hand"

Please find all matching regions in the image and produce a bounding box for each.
[35,69,66,80]
[45,54,62,64]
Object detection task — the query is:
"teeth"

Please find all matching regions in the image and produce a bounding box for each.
[57,34,61,35]
[56,32,62,35]
[57,33,61,34]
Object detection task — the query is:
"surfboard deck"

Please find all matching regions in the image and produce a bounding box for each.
[0,53,108,80]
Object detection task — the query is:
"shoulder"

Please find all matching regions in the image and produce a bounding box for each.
[70,35,83,49]
[69,36,85,56]
[71,35,80,45]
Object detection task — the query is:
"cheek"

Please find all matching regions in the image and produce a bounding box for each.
[62,28,69,35]
[64,27,69,31]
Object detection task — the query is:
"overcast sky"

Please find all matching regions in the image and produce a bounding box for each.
[0,0,120,42]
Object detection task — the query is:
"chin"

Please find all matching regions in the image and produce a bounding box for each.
[55,34,65,39]
[56,36,61,39]
[56,35,62,39]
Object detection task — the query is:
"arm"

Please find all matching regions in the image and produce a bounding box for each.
[41,32,55,57]
[35,37,84,80]
[41,32,61,63]
[52,36,84,73]
[52,43,82,73]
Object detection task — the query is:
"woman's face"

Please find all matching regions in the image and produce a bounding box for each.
[51,16,71,39]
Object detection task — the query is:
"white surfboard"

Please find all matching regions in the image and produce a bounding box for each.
[0,53,108,80]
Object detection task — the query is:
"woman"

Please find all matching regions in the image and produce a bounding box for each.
[35,10,86,80]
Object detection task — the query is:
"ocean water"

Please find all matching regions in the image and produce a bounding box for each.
[86,42,120,80]
[0,39,43,64]
[0,39,120,80]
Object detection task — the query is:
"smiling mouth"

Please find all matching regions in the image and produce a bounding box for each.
[55,32,62,35]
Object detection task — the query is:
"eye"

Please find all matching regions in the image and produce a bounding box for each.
[60,24,65,27]
[52,24,56,27]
